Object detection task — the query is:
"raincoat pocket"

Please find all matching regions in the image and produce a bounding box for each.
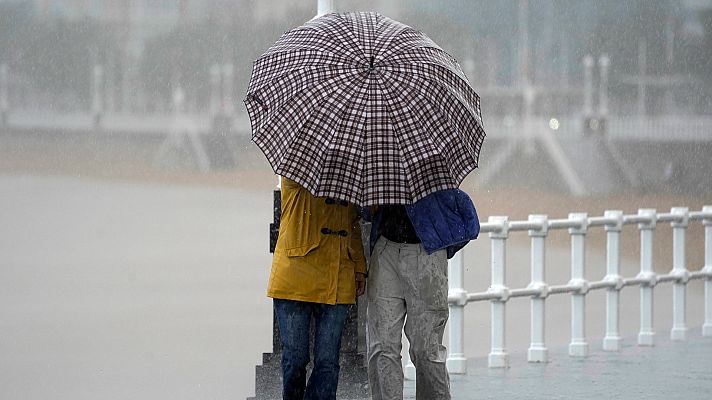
[285,242,320,257]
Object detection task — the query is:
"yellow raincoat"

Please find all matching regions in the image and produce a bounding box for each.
[268,177,367,305]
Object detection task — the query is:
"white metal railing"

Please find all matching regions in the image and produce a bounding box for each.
[436,206,712,373]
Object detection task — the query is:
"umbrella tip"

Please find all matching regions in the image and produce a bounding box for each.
[369,56,375,70]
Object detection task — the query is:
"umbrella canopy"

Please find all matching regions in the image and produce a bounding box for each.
[245,11,485,206]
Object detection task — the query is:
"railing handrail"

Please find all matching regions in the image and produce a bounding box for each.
[435,205,712,375]
[479,211,712,234]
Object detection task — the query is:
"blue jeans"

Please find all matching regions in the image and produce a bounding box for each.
[274,299,350,400]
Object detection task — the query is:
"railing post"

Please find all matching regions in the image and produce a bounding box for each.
[488,216,510,368]
[527,215,549,363]
[603,210,624,351]
[568,213,589,357]
[0,63,8,127]
[447,250,467,374]
[670,207,690,341]
[92,64,104,128]
[637,208,657,346]
[703,205,712,337]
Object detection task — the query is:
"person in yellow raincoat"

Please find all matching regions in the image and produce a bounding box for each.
[268,177,367,400]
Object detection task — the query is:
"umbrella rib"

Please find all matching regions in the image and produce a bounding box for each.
[383,65,481,122]
[247,63,353,97]
[311,80,369,200]
[265,21,365,61]
[385,46,471,88]
[245,65,364,133]
[385,67,481,129]
[335,12,374,63]
[371,23,414,58]
[378,70,484,170]
[384,43,452,64]
[368,77,417,202]
[306,13,370,60]
[250,69,359,138]
[259,71,367,170]
[260,48,353,66]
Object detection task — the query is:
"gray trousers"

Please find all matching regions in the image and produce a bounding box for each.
[367,237,451,400]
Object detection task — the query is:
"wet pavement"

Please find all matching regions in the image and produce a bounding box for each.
[1,175,709,400]
[404,329,712,400]
[0,175,274,400]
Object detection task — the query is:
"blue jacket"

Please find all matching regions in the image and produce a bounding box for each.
[365,189,480,259]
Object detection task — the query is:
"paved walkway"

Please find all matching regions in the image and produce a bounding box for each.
[404,329,712,399]
[3,175,709,400]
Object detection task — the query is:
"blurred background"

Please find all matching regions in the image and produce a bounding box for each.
[1,0,711,191]
[0,1,711,399]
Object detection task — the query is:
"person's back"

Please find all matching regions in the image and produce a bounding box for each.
[366,190,479,400]
[269,177,367,400]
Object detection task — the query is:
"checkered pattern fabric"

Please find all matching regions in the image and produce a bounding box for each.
[245,11,485,206]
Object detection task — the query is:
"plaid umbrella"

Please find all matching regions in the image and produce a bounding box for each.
[244,11,485,206]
